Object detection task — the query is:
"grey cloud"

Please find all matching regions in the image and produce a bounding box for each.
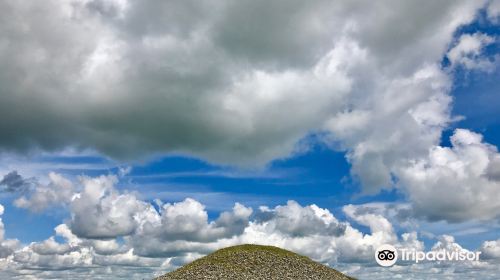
[85,0,125,19]
[0,0,488,180]
[486,156,500,181]
[2,4,499,236]
[212,203,253,238]
[30,237,73,255]
[2,1,500,228]
[0,244,14,259]
[213,0,337,69]
[68,175,148,239]
[487,0,500,23]
[0,171,33,193]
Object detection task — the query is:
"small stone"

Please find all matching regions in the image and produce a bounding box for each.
[154,244,355,280]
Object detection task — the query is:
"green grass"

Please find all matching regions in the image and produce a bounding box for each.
[213,244,305,257]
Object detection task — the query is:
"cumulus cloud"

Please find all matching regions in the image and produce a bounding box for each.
[14,172,75,212]
[253,200,346,237]
[398,129,500,222]
[0,0,492,195]
[1,173,499,279]
[158,200,252,242]
[343,204,397,243]
[432,234,468,252]
[0,174,411,275]
[481,239,500,260]
[447,32,496,71]
[69,175,150,239]
[129,200,253,258]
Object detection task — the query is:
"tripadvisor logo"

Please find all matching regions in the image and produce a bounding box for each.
[375,244,398,267]
[375,244,481,267]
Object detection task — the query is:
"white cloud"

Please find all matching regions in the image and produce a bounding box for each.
[343,204,397,243]
[0,205,4,241]
[481,239,500,260]
[69,175,154,239]
[137,198,252,243]
[0,174,498,278]
[0,174,411,275]
[14,172,74,212]
[0,204,20,259]
[398,129,500,222]
[253,200,346,237]
[447,32,496,71]
[325,63,453,193]
[431,234,467,252]
[30,237,73,255]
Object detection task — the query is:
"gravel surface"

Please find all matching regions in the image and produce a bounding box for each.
[154,244,355,280]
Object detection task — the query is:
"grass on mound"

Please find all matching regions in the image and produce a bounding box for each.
[156,244,356,280]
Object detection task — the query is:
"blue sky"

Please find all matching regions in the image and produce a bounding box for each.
[0,1,500,279]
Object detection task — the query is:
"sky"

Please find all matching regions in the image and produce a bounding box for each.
[0,0,500,279]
